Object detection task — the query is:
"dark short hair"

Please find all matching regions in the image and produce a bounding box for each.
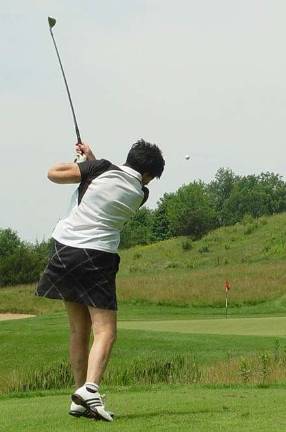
[125,139,165,178]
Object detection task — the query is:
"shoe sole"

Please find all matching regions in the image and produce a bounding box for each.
[69,410,97,419]
[69,411,82,418]
[69,411,99,420]
[71,394,114,421]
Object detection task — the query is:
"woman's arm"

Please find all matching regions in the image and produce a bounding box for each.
[47,163,81,184]
[47,142,96,184]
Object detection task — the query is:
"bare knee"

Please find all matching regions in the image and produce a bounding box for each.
[88,307,117,346]
[95,326,117,346]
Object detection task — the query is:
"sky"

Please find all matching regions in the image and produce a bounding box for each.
[2,0,286,242]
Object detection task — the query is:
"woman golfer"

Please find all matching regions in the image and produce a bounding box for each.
[36,139,165,421]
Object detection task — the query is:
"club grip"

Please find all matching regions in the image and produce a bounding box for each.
[74,152,87,163]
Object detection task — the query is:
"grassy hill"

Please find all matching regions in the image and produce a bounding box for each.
[2,213,286,315]
[117,213,286,307]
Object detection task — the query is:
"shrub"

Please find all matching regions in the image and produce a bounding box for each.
[244,224,258,235]
[242,214,255,225]
[198,245,210,254]
[239,357,251,383]
[128,265,140,273]
[133,252,142,260]
[164,261,179,269]
[181,239,193,251]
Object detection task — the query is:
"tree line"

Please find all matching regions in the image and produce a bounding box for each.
[0,229,52,286]
[120,168,286,247]
[1,168,286,285]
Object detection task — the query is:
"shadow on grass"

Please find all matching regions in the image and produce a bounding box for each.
[115,408,225,421]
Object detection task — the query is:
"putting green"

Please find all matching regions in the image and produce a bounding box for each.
[118,316,286,337]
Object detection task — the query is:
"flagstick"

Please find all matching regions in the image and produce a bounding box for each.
[224,280,230,319]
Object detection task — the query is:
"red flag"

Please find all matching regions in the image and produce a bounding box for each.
[224,280,231,292]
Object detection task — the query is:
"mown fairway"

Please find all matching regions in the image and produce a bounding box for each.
[2,386,286,432]
[119,316,286,337]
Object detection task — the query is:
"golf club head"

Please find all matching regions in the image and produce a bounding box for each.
[48,16,56,29]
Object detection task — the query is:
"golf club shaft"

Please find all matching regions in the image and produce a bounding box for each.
[49,26,82,145]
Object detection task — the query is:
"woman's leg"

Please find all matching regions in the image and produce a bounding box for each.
[64,301,92,388]
[86,307,117,385]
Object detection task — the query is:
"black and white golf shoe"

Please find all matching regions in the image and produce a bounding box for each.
[69,401,95,418]
[71,385,114,422]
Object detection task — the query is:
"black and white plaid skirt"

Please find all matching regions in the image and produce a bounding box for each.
[35,240,120,310]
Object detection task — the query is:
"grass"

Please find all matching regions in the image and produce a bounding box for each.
[205,350,286,385]
[116,212,286,306]
[2,312,286,393]
[5,354,201,393]
[119,214,286,306]
[118,262,286,306]
[1,386,286,432]
[1,310,286,430]
[0,284,65,315]
[118,316,286,337]
[3,214,286,314]
[3,284,286,318]
[2,214,286,428]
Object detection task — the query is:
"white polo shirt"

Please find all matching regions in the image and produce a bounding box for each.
[52,160,149,253]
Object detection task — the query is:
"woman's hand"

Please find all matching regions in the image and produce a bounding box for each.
[75,142,96,161]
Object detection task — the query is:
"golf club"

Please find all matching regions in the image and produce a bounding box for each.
[48,16,85,162]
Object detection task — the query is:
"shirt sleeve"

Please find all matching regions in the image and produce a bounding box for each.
[77,159,112,183]
[77,159,112,205]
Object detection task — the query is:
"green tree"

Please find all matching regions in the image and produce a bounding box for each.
[166,182,217,239]
[222,187,268,224]
[0,228,22,258]
[221,173,286,224]
[0,231,52,286]
[120,207,154,249]
[258,172,286,214]
[0,245,44,286]
[151,193,173,241]
[208,168,239,225]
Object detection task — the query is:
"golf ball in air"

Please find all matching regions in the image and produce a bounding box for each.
[185,155,190,160]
